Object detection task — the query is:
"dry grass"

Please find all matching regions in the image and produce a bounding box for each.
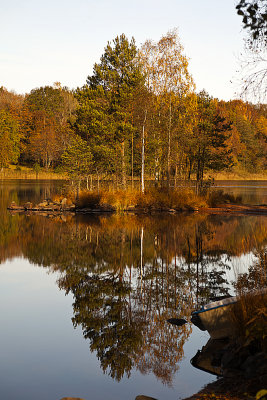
[63,188,208,211]
[75,191,102,209]
[231,290,267,348]
[134,188,207,210]
[205,169,267,181]
[0,165,66,180]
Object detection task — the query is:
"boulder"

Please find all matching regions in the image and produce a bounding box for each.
[24,202,33,210]
[60,398,85,400]
[38,201,48,207]
[7,202,24,210]
[136,396,158,400]
[61,198,68,208]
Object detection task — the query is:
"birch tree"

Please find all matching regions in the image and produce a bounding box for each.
[140,29,195,187]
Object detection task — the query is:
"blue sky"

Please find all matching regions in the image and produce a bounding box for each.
[1,0,245,100]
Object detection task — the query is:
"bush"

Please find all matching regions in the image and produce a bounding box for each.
[75,190,102,209]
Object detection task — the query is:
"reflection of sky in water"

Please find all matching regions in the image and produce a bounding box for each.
[0,258,214,400]
[0,180,266,400]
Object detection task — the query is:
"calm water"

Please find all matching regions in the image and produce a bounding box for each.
[214,180,267,205]
[0,180,266,400]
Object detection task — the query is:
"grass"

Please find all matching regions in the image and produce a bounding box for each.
[54,187,210,212]
[0,165,66,180]
[205,168,267,181]
[51,187,247,212]
[231,290,267,348]
[231,249,267,349]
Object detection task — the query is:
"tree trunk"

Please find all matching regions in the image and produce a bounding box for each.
[131,130,134,190]
[96,170,100,193]
[141,110,147,194]
[76,179,81,200]
[174,165,178,188]
[167,97,172,188]
[121,140,126,190]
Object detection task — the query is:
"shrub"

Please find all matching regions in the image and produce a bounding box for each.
[75,190,102,209]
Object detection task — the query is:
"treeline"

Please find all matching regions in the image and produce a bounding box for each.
[1,30,266,189]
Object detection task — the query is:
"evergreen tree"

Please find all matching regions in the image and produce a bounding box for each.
[188,92,233,191]
[0,110,20,169]
[61,134,92,197]
[75,34,145,189]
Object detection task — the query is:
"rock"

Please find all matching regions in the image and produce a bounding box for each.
[24,202,33,210]
[167,318,187,326]
[52,205,61,211]
[38,201,48,207]
[100,203,115,211]
[243,352,267,378]
[136,396,158,400]
[45,198,52,205]
[7,202,24,210]
[60,398,85,400]
[61,198,68,208]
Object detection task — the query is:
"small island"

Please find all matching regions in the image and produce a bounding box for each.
[7,188,267,216]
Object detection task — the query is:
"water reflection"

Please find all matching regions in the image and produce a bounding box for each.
[1,197,267,385]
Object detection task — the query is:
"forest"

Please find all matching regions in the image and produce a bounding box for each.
[0,30,266,191]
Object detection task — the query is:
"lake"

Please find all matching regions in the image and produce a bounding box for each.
[0,180,266,400]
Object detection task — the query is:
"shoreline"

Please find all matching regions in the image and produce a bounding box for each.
[7,203,267,216]
[0,165,267,182]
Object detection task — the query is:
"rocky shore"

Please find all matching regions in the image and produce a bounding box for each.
[185,337,267,400]
[7,199,267,215]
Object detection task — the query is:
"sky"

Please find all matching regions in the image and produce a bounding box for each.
[0,0,246,100]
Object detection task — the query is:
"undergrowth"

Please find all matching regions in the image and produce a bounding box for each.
[55,188,209,211]
[53,188,244,211]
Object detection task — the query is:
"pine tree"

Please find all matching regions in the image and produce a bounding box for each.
[75,34,145,189]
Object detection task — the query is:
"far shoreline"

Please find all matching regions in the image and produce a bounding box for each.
[0,166,267,182]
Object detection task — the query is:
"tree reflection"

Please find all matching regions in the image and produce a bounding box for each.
[1,201,267,384]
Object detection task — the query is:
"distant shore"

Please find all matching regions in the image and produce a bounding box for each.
[0,166,66,180]
[1,165,267,181]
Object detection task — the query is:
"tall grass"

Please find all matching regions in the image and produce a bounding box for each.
[60,187,245,211]
[231,290,267,350]
[63,188,209,211]
[0,165,66,180]
[231,249,267,349]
